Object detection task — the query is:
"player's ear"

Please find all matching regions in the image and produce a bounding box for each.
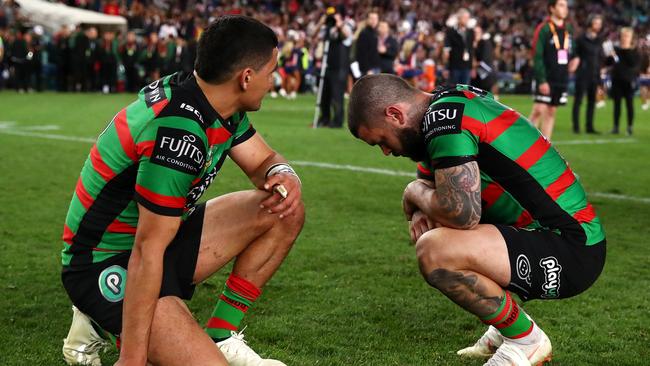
[239,68,253,91]
[385,105,405,127]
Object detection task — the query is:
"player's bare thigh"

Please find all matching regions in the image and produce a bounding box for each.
[192,190,304,283]
[415,224,511,287]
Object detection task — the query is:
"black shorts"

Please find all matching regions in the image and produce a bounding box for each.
[61,203,206,336]
[496,225,606,301]
[533,82,568,106]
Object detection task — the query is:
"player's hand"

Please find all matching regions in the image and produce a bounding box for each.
[403,180,424,221]
[409,210,435,244]
[539,82,550,95]
[260,173,302,219]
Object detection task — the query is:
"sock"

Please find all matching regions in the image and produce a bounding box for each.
[205,273,261,342]
[480,291,534,340]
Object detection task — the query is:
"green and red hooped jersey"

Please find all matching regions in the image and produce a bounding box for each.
[62,73,256,269]
[416,85,605,246]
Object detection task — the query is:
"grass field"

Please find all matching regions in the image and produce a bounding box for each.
[0,91,649,366]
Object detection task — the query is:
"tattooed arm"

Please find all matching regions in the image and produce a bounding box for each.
[403,161,481,230]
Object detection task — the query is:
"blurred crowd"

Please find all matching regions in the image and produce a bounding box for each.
[0,0,648,98]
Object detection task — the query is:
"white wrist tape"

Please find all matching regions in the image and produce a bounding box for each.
[266,163,301,185]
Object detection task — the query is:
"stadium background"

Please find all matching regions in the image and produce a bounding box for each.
[0,0,649,365]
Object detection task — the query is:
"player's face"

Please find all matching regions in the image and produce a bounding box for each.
[551,0,568,20]
[591,18,602,33]
[357,124,428,162]
[241,48,278,111]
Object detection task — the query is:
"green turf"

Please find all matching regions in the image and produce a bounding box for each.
[0,91,649,365]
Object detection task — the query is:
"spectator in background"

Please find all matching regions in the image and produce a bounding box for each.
[318,11,351,128]
[572,15,604,134]
[54,26,72,91]
[142,32,160,84]
[85,27,99,91]
[639,44,650,111]
[25,30,42,92]
[355,11,380,75]
[444,8,474,85]
[10,29,28,92]
[529,0,576,140]
[472,25,497,93]
[607,27,640,136]
[103,0,119,16]
[377,21,398,74]
[69,27,87,89]
[97,30,118,93]
[120,31,140,92]
[0,29,5,90]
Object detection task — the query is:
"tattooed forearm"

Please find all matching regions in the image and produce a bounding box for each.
[433,161,481,229]
[427,268,503,317]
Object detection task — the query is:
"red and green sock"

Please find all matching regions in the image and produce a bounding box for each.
[480,291,534,339]
[205,273,261,342]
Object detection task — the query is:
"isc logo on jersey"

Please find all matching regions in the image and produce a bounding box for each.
[422,102,465,143]
[152,127,206,175]
[180,103,204,124]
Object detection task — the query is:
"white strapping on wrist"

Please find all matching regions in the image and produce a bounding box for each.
[265,163,301,185]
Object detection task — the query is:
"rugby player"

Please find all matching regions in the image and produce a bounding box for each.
[529,0,579,140]
[60,16,304,366]
[347,74,606,365]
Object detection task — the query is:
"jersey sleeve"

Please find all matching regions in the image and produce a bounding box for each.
[416,161,435,181]
[422,99,479,169]
[232,112,256,147]
[134,117,208,216]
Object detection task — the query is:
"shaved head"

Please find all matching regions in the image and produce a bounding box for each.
[348,74,422,138]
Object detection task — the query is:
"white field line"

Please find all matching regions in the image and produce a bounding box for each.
[553,138,635,145]
[1,127,648,204]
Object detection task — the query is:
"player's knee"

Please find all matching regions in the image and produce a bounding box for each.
[415,228,458,279]
[274,200,305,240]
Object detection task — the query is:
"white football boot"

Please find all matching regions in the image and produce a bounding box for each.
[216,329,286,366]
[483,329,552,366]
[62,306,109,366]
[458,325,504,358]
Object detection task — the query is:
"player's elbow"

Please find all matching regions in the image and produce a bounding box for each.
[441,201,481,230]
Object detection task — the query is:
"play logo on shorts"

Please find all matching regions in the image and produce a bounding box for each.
[99,265,127,302]
[540,256,562,298]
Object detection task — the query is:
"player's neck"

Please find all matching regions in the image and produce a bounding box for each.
[195,73,240,120]
[550,15,564,27]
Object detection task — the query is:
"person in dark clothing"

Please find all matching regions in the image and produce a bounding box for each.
[25,32,43,92]
[471,26,497,92]
[607,27,640,135]
[10,30,28,92]
[71,27,89,91]
[355,12,380,76]
[141,32,161,84]
[572,15,604,134]
[120,31,141,92]
[54,26,72,91]
[85,27,99,91]
[529,0,577,140]
[97,31,118,93]
[319,12,351,128]
[377,21,398,74]
[444,8,474,85]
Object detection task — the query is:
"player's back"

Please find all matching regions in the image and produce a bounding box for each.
[61,73,251,269]
[423,85,604,246]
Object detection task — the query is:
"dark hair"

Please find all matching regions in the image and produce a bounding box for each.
[195,15,278,84]
[547,0,559,12]
[348,74,419,138]
[586,14,602,28]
